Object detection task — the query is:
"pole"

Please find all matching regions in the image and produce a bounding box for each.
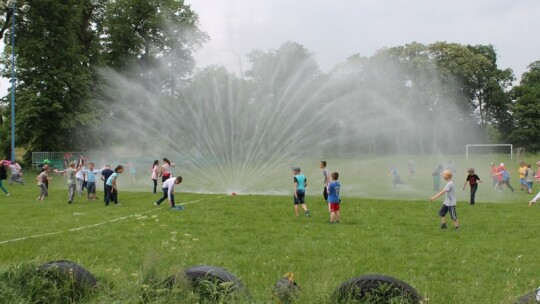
[10,8,16,161]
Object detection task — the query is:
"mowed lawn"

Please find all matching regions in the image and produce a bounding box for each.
[0,175,539,303]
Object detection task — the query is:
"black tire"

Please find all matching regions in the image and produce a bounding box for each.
[516,289,540,304]
[332,274,421,303]
[274,276,300,303]
[165,265,248,297]
[38,260,98,289]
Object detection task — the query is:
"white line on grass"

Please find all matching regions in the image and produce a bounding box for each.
[0,195,229,246]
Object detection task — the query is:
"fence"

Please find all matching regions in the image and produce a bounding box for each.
[31,152,114,169]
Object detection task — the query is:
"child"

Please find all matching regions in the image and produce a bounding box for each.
[519,162,527,191]
[320,161,331,202]
[430,170,460,230]
[36,166,50,201]
[328,172,341,224]
[432,165,443,191]
[292,166,310,217]
[389,165,404,188]
[154,176,183,210]
[0,161,11,196]
[54,161,82,204]
[151,160,160,193]
[497,164,514,192]
[83,162,103,200]
[525,163,535,194]
[105,165,124,206]
[8,161,24,185]
[463,168,481,205]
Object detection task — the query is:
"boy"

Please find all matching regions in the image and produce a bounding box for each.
[462,168,481,205]
[54,161,82,204]
[320,161,331,202]
[430,170,460,230]
[83,162,102,200]
[328,172,341,224]
[105,165,124,206]
[292,166,310,217]
[154,176,184,210]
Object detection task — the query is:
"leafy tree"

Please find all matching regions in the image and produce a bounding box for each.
[509,61,540,151]
[0,0,101,160]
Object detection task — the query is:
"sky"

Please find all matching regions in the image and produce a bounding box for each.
[186,0,540,80]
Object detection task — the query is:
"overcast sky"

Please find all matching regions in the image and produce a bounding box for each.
[187,0,540,80]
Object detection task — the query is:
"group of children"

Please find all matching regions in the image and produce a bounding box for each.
[290,161,341,224]
[34,158,124,206]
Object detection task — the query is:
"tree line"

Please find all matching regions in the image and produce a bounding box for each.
[0,0,538,162]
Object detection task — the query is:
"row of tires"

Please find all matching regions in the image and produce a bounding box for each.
[36,260,540,303]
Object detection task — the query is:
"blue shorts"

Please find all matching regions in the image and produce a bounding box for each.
[294,190,305,205]
[87,182,96,194]
[438,205,457,221]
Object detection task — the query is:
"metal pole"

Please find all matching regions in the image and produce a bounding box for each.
[10,8,16,161]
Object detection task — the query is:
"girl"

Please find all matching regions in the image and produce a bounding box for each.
[0,161,11,196]
[54,161,83,204]
[105,165,124,206]
[151,160,159,193]
[160,158,174,183]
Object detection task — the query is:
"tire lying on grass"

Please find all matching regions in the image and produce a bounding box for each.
[38,260,98,289]
[274,276,300,304]
[165,265,249,301]
[516,288,540,304]
[332,274,422,304]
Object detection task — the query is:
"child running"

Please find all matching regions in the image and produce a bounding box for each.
[0,161,11,196]
[431,170,460,230]
[463,168,481,205]
[328,172,341,224]
[154,176,184,210]
[292,166,310,218]
[105,165,124,206]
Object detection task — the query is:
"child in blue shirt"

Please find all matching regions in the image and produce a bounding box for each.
[328,172,341,224]
[84,162,103,201]
[292,166,310,218]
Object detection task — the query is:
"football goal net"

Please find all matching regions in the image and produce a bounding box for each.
[465,144,513,160]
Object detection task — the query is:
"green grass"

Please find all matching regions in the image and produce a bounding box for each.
[0,154,539,303]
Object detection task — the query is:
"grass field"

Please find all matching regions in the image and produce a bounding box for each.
[1,155,539,303]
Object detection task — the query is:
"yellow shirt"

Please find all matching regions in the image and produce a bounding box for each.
[519,166,527,179]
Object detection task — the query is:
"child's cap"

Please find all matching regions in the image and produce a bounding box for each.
[43,159,51,164]
[290,166,301,172]
[500,163,505,167]
[467,168,474,173]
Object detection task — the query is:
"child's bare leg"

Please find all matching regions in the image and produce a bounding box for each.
[336,211,340,222]
[453,219,460,228]
[301,204,308,212]
[294,205,299,217]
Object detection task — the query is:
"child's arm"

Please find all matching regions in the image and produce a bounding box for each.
[430,189,446,201]
[293,182,298,197]
[463,180,468,190]
[53,169,66,174]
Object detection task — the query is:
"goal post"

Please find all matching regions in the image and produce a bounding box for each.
[465,144,513,160]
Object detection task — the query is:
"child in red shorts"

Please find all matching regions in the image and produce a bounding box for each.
[327,172,341,224]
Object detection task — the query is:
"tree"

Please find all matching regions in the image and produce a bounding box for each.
[0,0,101,160]
[509,61,540,151]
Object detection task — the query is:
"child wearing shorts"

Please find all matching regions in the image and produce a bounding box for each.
[328,172,341,224]
[292,166,310,218]
[431,170,460,230]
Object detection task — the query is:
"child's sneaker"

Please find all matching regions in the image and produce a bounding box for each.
[440,223,448,229]
[305,210,311,218]
[454,226,460,230]
[5,193,10,197]
[154,202,159,207]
